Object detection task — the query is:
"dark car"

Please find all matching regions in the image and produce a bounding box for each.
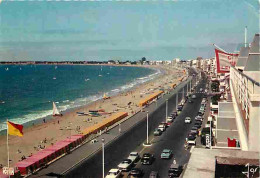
[191,127,199,135]
[171,111,178,117]
[128,168,144,177]
[177,105,183,111]
[141,153,154,165]
[168,164,183,177]
[187,131,197,138]
[194,122,202,129]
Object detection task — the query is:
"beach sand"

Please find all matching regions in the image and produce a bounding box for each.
[0,65,186,167]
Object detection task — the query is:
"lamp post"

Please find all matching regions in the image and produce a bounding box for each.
[101,138,105,178]
[146,111,149,145]
[176,92,178,111]
[143,111,151,146]
[182,88,184,100]
[190,80,192,92]
[166,99,168,122]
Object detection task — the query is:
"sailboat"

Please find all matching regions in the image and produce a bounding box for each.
[53,102,62,116]
[103,93,110,100]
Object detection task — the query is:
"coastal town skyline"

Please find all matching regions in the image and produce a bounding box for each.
[0,0,258,61]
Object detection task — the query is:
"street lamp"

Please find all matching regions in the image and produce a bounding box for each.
[190,80,192,93]
[176,92,178,111]
[143,111,151,146]
[101,138,105,178]
[166,99,168,122]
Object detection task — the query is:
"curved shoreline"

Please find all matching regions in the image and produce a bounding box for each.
[0,65,184,166]
[0,65,161,134]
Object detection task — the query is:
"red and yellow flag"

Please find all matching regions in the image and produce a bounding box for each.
[7,121,23,137]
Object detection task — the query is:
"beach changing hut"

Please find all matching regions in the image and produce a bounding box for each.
[139,90,163,107]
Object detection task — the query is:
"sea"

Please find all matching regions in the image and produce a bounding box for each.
[0,65,160,131]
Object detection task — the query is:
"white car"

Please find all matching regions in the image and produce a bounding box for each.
[167,116,173,123]
[105,169,121,178]
[185,117,192,124]
[127,152,140,163]
[158,124,166,132]
[195,116,203,122]
[192,95,196,99]
[187,135,196,145]
[117,159,133,171]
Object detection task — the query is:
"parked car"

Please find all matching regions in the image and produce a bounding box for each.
[154,128,162,136]
[118,159,133,171]
[158,124,166,132]
[191,127,199,135]
[167,116,174,123]
[184,117,192,124]
[141,153,154,165]
[195,120,202,125]
[187,135,196,145]
[149,171,159,178]
[187,131,197,138]
[168,164,183,177]
[160,149,173,159]
[171,111,178,117]
[195,116,203,122]
[105,169,122,178]
[194,122,201,129]
[127,152,140,163]
[128,168,144,177]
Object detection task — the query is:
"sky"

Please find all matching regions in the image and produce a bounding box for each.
[0,0,259,61]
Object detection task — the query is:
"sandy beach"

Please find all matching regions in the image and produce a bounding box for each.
[0,65,186,167]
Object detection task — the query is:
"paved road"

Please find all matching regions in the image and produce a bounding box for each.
[65,72,207,178]
[30,71,193,178]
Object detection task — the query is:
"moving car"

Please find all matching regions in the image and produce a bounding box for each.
[192,95,196,99]
[200,88,203,92]
[168,164,183,177]
[141,153,154,165]
[127,152,140,163]
[184,117,192,124]
[128,168,144,177]
[118,159,133,171]
[105,169,122,178]
[149,171,159,178]
[154,128,162,136]
[160,149,173,159]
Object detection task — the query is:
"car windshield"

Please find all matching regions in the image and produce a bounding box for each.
[143,154,151,158]
[188,135,196,140]
[130,153,137,156]
[122,160,130,163]
[108,172,117,175]
[163,150,170,153]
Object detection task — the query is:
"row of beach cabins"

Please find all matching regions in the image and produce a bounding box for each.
[2,76,185,177]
